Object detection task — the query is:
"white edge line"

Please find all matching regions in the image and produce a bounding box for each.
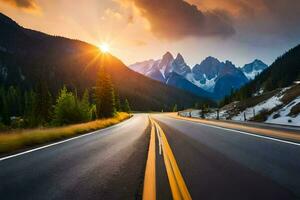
[0,116,134,162]
[166,116,300,146]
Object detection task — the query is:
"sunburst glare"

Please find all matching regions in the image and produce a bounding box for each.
[99,42,110,53]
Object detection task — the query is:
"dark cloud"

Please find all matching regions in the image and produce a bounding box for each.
[128,0,235,40]
[2,0,37,9]
[192,0,300,41]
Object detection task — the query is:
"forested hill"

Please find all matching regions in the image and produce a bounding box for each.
[0,12,210,111]
[221,44,300,104]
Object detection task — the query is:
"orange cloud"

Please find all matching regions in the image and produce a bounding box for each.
[1,0,38,10]
[120,0,235,40]
[196,0,300,34]
[132,40,147,46]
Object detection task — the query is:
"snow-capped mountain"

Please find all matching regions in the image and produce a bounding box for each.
[242,59,268,80]
[191,57,249,97]
[129,52,213,99]
[168,53,191,76]
[129,53,268,99]
[129,52,192,81]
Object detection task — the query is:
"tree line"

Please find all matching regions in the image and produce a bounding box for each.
[219,44,300,107]
[0,66,131,129]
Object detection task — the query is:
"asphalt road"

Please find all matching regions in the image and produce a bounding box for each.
[1,113,300,200]
[0,114,150,200]
[152,114,300,200]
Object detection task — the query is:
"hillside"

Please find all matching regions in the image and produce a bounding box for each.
[206,44,300,125]
[0,12,209,111]
[224,44,300,102]
[180,84,300,126]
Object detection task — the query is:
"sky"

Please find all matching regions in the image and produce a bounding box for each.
[0,0,300,67]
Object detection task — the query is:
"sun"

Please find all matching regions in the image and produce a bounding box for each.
[99,42,110,53]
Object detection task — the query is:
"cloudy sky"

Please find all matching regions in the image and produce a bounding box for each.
[0,0,300,67]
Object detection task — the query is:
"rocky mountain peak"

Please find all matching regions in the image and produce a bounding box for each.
[162,52,174,61]
[175,53,184,62]
[129,52,267,100]
[242,59,268,72]
[242,59,268,80]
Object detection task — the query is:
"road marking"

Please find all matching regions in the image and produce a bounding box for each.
[143,117,156,200]
[0,116,134,162]
[153,119,192,200]
[155,125,162,155]
[169,115,300,146]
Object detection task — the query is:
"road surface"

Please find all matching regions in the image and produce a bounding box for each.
[1,113,300,199]
[0,114,150,200]
[152,114,300,199]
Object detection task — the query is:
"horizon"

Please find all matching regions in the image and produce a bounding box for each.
[1,1,300,199]
[129,51,266,68]
[0,10,270,68]
[1,0,300,67]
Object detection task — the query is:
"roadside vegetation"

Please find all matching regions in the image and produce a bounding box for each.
[0,112,130,154]
[0,66,132,130]
[0,66,132,154]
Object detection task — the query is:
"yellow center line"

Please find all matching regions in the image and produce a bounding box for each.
[152,118,192,200]
[143,117,156,200]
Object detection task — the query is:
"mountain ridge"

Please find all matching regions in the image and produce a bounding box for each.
[0,12,211,111]
[129,52,268,99]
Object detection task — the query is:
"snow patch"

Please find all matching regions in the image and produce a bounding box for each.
[185,73,216,92]
[266,97,300,126]
[231,88,289,121]
[244,69,263,80]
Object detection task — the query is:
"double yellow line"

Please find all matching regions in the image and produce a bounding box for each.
[143,117,192,200]
[143,118,156,200]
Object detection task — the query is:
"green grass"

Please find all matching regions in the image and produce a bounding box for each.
[0,112,130,155]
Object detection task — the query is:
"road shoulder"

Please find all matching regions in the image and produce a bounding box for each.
[168,113,300,144]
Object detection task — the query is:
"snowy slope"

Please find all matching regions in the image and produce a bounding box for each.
[181,84,300,126]
[230,86,300,126]
[186,73,217,92]
[266,97,300,126]
[231,89,285,121]
[244,69,264,80]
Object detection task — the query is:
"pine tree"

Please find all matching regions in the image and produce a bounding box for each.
[52,86,76,125]
[35,81,52,124]
[114,91,122,112]
[95,67,116,118]
[173,104,178,112]
[79,89,91,121]
[123,99,131,113]
[52,86,92,125]
[0,86,5,123]
[0,87,10,125]
[200,104,206,119]
[6,86,18,116]
[24,90,38,127]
